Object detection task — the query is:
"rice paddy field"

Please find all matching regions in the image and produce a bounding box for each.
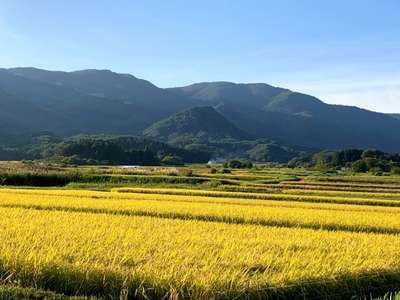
[1,163,400,299]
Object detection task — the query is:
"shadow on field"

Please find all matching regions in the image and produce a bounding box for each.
[264,270,400,299]
[1,260,400,299]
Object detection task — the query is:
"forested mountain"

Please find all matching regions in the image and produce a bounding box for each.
[1,67,400,158]
[0,68,193,135]
[0,87,63,134]
[169,82,400,152]
[143,106,250,143]
[8,67,194,112]
[143,106,312,162]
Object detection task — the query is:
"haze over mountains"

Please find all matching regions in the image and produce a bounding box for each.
[1,67,400,153]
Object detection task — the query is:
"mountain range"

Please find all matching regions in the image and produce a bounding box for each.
[168,82,400,152]
[1,67,400,157]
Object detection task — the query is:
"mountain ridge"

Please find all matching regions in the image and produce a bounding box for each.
[1,67,195,135]
[171,81,400,152]
[1,67,400,153]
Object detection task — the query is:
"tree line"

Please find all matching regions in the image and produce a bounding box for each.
[288,149,400,175]
[0,135,211,166]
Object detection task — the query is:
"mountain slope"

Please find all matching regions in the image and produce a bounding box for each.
[0,87,66,134]
[170,82,400,152]
[9,67,194,111]
[143,106,250,143]
[1,68,194,135]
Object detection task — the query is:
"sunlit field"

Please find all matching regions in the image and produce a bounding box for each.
[1,164,400,299]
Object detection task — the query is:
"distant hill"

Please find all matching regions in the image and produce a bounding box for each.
[143,106,312,162]
[143,106,250,143]
[169,82,400,152]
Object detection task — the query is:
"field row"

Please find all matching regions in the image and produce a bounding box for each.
[3,187,400,211]
[4,186,400,209]
[1,189,400,234]
[1,207,400,299]
[275,183,400,193]
[283,188,400,200]
[114,187,400,206]
[304,176,400,184]
[286,180,400,189]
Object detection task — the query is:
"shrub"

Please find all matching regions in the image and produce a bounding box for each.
[352,160,368,173]
[223,160,253,169]
[390,166,400,175]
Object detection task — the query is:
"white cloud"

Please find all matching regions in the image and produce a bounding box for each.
[287,77,400,113]
[260,64,400,113]
[320,84,400,113]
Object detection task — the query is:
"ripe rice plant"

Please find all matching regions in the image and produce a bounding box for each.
[305,176,400,185]
[1,169,400,299]
[275,183,400,193]
[0,187,398,213]
[4,186,400,208]
[112,187,400,207]
[282,181,400,189]
[1,207,400,299]
[284,189,400,200]
[1,189,400,234]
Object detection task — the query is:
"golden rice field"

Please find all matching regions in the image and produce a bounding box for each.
[1,170,400,299]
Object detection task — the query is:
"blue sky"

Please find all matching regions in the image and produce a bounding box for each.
[0,0,399,113]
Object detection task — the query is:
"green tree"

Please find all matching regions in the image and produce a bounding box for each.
[352,160,368,173]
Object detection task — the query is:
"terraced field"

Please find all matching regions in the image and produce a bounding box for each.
[1,168,400,299]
